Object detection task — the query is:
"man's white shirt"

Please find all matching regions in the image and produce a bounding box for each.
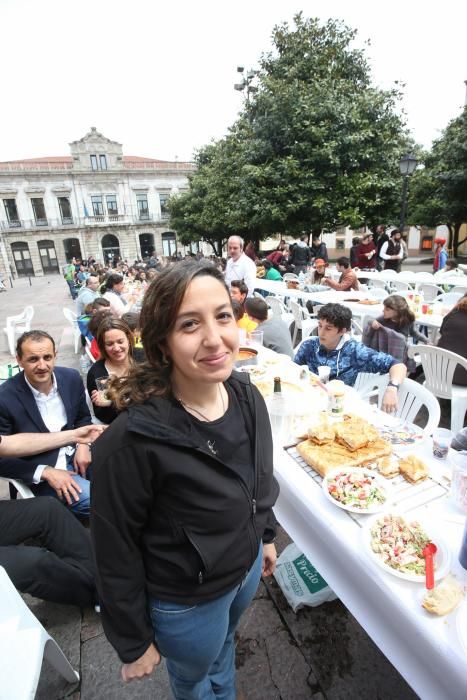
[224,254,257,296]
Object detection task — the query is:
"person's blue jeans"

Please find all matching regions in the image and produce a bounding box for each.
[66,279,78,299]
[149,543,263,700]
[31,464,91,519]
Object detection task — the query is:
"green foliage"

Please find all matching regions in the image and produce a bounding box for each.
[170,13,411,248]
[409,109,467,253]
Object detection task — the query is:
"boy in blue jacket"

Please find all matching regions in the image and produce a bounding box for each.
[294,303,406,413]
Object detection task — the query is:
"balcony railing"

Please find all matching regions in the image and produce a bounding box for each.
[0,213,169,232]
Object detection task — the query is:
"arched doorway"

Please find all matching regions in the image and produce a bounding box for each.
[139,233,154,259]
[63,237,82,262]
[11,242,34,277]
[101,234,121,265]
[37,240,59,274]
[162,231,177,257]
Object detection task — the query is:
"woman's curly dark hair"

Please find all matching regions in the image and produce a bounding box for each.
[111,260,230,409]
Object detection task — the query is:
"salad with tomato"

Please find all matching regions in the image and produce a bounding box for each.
[326,470,387,510]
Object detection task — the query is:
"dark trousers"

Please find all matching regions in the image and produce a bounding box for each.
[0,496,96,607]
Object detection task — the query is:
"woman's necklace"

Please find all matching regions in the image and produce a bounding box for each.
[178,383,225,422]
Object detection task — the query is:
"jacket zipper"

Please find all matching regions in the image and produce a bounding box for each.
[183,527,209,585]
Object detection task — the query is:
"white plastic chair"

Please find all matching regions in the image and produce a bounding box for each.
[398,271,416,283]
[372,377,441,437]
[0,477,34,499]
[3,306,34,356]
[289,300,318,347]
[266,296,294,329]
[0,566,79,699]
[418,283,443,302]
[437,292,463,306]
[414,271,435,284]
[354,372,389,401]
[368,278,388,291]
[379,269,398,279]
[62,308,81,353]
[283,272,299,282]
[367,288,388,301]
[390,279,410,293]
[408,345,467,434]
[450,285,467,296]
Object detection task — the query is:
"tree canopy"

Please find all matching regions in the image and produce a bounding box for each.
[170,14,411,251]
[409,109,467,254]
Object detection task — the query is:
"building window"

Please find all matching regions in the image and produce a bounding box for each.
[159,194,169,218]
[136,193,150,220]
[3,198,21,227]
[106,195,118,217]
[90,154,98,170]
[99,154,107,170]
[162,231,176,257]
[336,238,345,250]
[58,197,73,224]
[91,195,104,217]
[31,198,48,226]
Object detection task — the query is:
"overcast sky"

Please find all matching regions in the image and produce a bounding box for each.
[1,0,465,162]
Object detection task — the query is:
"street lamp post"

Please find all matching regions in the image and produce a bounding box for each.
[234,66,258,103]
[399,153,418,231]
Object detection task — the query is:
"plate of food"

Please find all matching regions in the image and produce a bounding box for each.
[235,365,268,382]
[363,513,451,582]
[322,468,389,513]
[378,425,425,446]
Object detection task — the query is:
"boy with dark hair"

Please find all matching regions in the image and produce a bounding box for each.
[294,303,406,412]
[244,298,294,358]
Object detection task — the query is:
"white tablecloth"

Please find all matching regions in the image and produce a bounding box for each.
[271,395,467,700]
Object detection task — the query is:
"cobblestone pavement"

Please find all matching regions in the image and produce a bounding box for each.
[0,272,426,699]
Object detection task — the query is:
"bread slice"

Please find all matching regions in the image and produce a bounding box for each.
[334,420,380,451]
[378,456,400,479]
[422,575,464,616]
[399,455,429,483]
[307,416,335,445]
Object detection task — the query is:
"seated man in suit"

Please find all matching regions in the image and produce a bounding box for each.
[0,425,104,606]
[0,330,93,518]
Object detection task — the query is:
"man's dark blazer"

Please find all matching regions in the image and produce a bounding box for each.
[0,367,92,484]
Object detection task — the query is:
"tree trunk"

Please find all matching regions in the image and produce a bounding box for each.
[453,222,462,257]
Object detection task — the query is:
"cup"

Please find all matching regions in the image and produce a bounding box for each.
[248,330,264,347]
[95,376,110,401]
[317,366,331,384]
[421,303,428,314]
[432,428,453,459]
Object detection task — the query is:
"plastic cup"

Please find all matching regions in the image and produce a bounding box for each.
[432,428,453,459]
[95,376,110,401]
[317,366,331,384]
[248,330,264,347]
[421,303,428,314]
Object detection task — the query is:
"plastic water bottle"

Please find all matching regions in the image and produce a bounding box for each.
[269,377,289,443]
[459,518,467,570]
[79,354,91,375]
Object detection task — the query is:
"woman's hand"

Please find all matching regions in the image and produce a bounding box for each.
[91,389,112,407]
[262,543,277,577]
[371,320,381,330]
[121,643,161,683]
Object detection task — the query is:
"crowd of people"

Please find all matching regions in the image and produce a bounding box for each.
[0,230,466,698]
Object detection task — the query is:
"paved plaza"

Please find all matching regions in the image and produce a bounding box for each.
[0,273,425,699]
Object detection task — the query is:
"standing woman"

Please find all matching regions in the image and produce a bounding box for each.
[355,233,377,270]
[90,261,278,698]
[87,316,134,424]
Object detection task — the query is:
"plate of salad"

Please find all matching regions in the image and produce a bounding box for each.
[363,513,451,582]
[322,468,389,514]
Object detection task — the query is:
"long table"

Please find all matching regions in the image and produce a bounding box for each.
[268,383,467,700]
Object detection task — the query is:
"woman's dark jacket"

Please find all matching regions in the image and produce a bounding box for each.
[86,360,119,424]
[437,310,467,385]
[90,371,279,663]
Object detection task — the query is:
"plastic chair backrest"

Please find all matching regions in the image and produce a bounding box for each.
[63,307,78,326]
[367,288,388,301]
[380,269,397,278]
[450,285,467,296]
[267,296,286,318]
[368,278,387,290]
[391,280,410,292]
[408,345,467,400]
[376,376,441,435]
[289,299,306,328]
[419,283,443,301]
[437,292,462,306]
[414,272,435,283]
[354,372,388,400]
[0,477,34,499]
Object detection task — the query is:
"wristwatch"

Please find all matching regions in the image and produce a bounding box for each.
[387,381,400,390]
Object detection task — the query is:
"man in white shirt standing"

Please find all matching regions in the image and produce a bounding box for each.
[0,330,93,518]
[224,235,257,297]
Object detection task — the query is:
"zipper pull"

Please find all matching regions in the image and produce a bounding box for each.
[252,499,257,515]
[198,571,203,584]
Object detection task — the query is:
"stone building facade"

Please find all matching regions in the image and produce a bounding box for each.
[0,127,196,278]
